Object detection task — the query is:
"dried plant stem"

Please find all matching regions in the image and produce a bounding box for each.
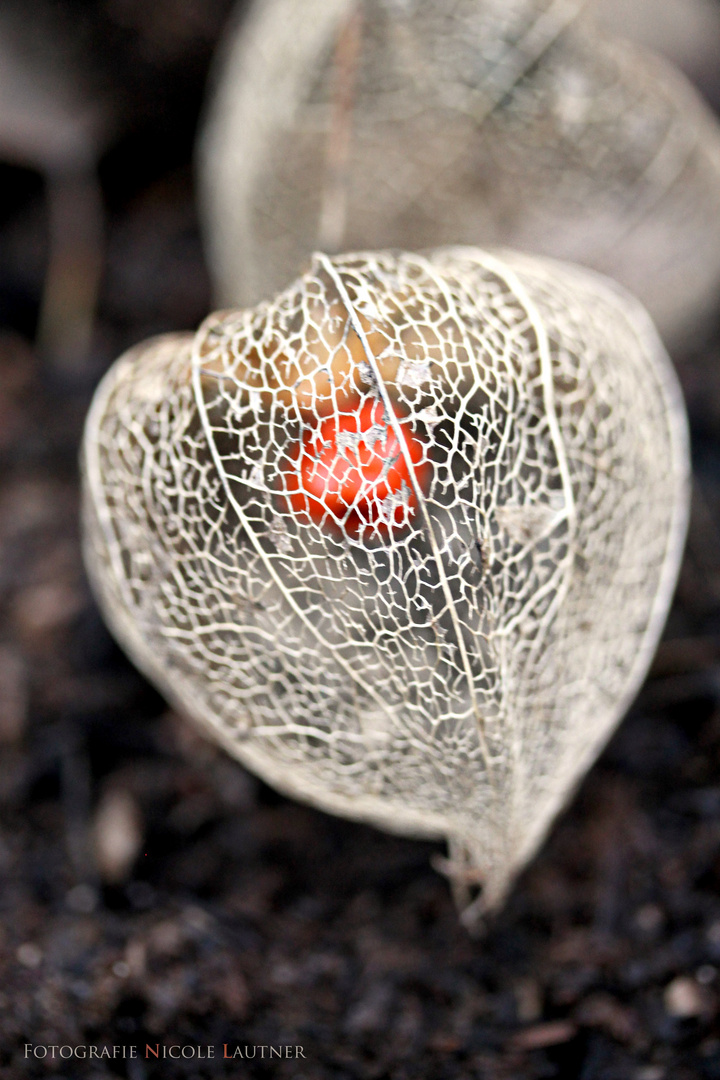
[318,3,363,253]
[37,164,104,374]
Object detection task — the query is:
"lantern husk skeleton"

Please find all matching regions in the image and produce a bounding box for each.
[82,248,689,920]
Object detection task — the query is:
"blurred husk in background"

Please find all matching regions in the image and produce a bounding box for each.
[2,2,720,1077]
[199,0,720,352]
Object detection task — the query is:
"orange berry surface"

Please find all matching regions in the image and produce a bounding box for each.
[280,400,431,540]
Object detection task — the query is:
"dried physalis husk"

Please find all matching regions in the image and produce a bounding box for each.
[199,0,720,350]
[591,0,720,93]
[82,248,689,923]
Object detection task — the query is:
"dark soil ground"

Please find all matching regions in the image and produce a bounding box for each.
[2,3,720,1078]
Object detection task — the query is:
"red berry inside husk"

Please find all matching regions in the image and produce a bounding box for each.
[281,400,431,540]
